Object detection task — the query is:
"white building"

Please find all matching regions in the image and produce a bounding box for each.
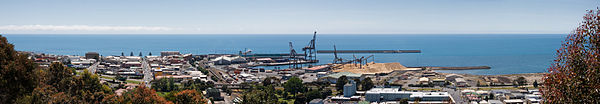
[211,56,247,65]
[365,87,453,103]
[455,78,468,87]
[161,51,181,57]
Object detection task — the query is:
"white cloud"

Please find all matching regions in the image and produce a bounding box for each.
[0,25,174,31]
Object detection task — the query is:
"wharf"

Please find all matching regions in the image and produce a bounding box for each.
[247,60,318,67]
[241,53,307,58]
[317,50,421,53]
[425,66,491,70]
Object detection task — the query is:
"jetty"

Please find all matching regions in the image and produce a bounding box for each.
[424,66,491,70]
[317,50,421,53]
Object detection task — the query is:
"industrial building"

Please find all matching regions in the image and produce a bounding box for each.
[85,52,100,60]
[365,87,453,103]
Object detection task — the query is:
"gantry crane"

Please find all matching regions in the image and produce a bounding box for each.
[289,42,299,69]
[302,31,317,67]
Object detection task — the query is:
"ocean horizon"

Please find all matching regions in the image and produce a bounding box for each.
[3,34,566,75]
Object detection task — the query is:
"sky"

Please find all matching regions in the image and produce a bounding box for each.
[0,0,598,34]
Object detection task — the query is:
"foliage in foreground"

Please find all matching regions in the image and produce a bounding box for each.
[542,8,600,103]
[0,35,207,104]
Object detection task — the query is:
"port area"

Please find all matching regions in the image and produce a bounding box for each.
[424,66,491,70]
[317,50,421,53]
[47,50,539,104]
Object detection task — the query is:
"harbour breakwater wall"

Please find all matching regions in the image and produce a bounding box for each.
[422,66,491,70]
[317,50,421,53]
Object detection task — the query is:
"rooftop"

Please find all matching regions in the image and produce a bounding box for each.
[325,72,362,79]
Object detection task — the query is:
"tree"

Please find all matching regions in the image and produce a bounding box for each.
[17,62,111,103]
[305,90,322,102]
[130,52,134,56]
[174,90,207,104]
[361,77,374,91]
[262,77,279,86]
[398,98,409,104]
[336,75,348,92]
[533,80,538,88]
[241,85,278,104]
[294,93,306,104]
[283,77,304,97]
[121,52,124,56]
[385,81,391,87]
[515,77,527,86]
[152,78,178,92]
[322,89,332,98]
[0,35,40,103]
[46,62,73,89]
[115,73,127,81]
[182,79,214,91]
[542,9,600,103]
[139,52,142,57]
[149,52,153,56]
[222,85,231,95]
[119,85,171,104]
[281,91,288,99]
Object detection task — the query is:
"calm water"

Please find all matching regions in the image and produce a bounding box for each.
[3,34,565,75]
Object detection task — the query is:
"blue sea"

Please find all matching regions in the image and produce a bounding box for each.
[3,34,565,75]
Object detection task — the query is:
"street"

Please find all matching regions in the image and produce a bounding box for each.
[88,62,100,74]
[142,58,153,88]
[442,87,465,104]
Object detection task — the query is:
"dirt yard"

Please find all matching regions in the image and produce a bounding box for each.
[331,62,411,74]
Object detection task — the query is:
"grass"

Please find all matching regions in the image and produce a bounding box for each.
[99,76,115,80]
[156,91,171,97]
[98,75,140,84]
[75,71,83,75]
[462,86,536,90]
[126,80,142,84]
[277,98,294,104]
[406,88,441,91]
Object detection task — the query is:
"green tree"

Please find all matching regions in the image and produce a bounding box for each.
[241,85,278,104]
[515,77,527,86]
[149,52,153,56]
[152,78,179,92]
[116,73,127,81]
[222,85,231,95]
[130,52,134,56]
[182,79,214,91]
[118,85,171,104]
[262,77,279,86]
[305,90,322,102]
[174,90,207,104]
[533,80,538,88]
[17,62,111,103]
[139,52,142,57]
[398,98,409,104]
[0,35,40,103]
[46,62,73,86]
[361,77,374,91]
[294,93,306,104]
[542,9,600,104]
[336,75,348,92]
[283,77,304,97]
